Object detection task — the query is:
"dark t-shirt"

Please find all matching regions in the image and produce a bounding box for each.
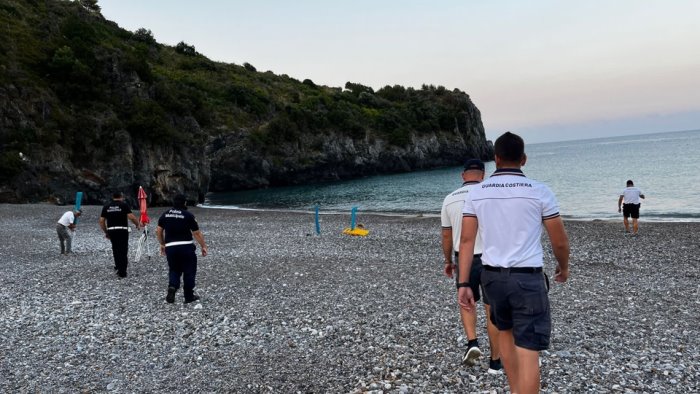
[100,200,132,228]
[157,208,199,243]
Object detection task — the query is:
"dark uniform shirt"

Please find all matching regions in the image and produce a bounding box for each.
[101,200,132,228]
[157,209,199,244]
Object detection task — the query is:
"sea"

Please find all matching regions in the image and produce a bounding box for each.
[204,129,700,222]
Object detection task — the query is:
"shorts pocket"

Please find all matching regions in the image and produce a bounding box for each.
[515,280,547,316]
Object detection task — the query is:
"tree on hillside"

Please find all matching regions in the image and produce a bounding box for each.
[133,28,156,44]
[344,82,374,95]
[79,0,101,13]
[175,41,196,56]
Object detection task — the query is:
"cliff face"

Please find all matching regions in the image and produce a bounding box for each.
[0,0,492,205]
[209,109,492,191]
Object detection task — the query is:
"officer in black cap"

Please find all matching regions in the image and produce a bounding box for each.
[156,194,208,303]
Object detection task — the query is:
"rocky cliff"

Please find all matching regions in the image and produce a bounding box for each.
[0,0,493,206]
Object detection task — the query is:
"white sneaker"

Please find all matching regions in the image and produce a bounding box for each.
[462,345,482,366]
[487,359,504,374]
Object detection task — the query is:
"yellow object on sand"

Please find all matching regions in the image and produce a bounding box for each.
[342,227,369,236]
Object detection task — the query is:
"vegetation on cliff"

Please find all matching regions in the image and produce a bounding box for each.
[0,0,491,203]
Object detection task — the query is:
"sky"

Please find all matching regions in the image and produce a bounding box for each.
[98,0,700,143]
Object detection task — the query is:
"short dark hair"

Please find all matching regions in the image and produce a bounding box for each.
[494,131,525,162]
[112,191,123,199]
[173,194,187,209]
[626,180,634,186]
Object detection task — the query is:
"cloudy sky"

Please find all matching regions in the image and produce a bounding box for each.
[99,0,700,143]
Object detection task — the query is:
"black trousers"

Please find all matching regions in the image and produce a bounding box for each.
[108,230,130,276]
[166,244,198,299]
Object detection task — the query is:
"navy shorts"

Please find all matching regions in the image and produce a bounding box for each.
[454,254,489,305]
[482,268,551,351]
[623,203,640,219]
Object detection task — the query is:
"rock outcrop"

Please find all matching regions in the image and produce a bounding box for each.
[0,0,493,206]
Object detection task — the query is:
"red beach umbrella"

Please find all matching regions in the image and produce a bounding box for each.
[138,186,150,225]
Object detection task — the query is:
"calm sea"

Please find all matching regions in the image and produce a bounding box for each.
[204,129,700,222]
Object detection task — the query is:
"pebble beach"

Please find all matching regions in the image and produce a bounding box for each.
[1,204,698,393]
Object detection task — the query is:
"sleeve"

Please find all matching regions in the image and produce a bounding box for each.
[440,199,451,228]
[100,205,107,218]
[541,185,560,220]
[157,213,165,228]
[122,202,132,214]
[188,213,200,232]
[462,193,476,217]
[68,213,75,224]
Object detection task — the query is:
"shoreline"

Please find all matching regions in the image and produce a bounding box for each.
[12,202,699,223]
[199,203,700,223]
[1,204,698,392]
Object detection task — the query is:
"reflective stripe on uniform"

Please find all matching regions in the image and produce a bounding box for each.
[165,240,195,247]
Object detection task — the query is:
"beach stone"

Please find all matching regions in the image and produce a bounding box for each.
[1,205,699,393]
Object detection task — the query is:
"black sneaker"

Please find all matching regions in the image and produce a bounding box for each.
[462,343,482,366]
[166,287,177,304]
[184,294,200,304]
[488,358,504,375]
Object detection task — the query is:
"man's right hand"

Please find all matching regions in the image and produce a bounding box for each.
[444,262,454,278]
[458,287,475,312]
[554,265,569,283]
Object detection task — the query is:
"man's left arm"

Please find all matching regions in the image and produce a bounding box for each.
[618,195,624,212]
[192,230,208,257]
[544,216,570,283]
[127,213,140,230]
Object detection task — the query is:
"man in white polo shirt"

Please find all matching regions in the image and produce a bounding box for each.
[618,179,645,235]
[56,209,82,254]
[441,159,501,373]
[457,132,570,394]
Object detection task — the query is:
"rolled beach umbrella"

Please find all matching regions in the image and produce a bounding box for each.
[137,186,150,225]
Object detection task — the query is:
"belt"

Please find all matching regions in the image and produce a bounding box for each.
[484,265,542,273]
[107,226,129,231]
[453,252,482,258]
[165,240,195,247]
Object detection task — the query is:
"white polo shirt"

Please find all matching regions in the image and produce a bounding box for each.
[441,181,483,255]
[621,187,643,204]
[57,211,75,227]
[462,169,560,268]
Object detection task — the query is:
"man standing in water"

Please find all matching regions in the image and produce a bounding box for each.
[458,132,570,394]
[99,192,141,278]
[618,180,645,235]
[441,159,502,373]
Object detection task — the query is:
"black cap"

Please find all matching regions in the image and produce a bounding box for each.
[463,159,485,171]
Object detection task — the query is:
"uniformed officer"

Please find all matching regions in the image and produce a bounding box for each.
[156,194,208,304]
[440,158,502,373]
[99,191,141,278]
[457,132,570,394]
